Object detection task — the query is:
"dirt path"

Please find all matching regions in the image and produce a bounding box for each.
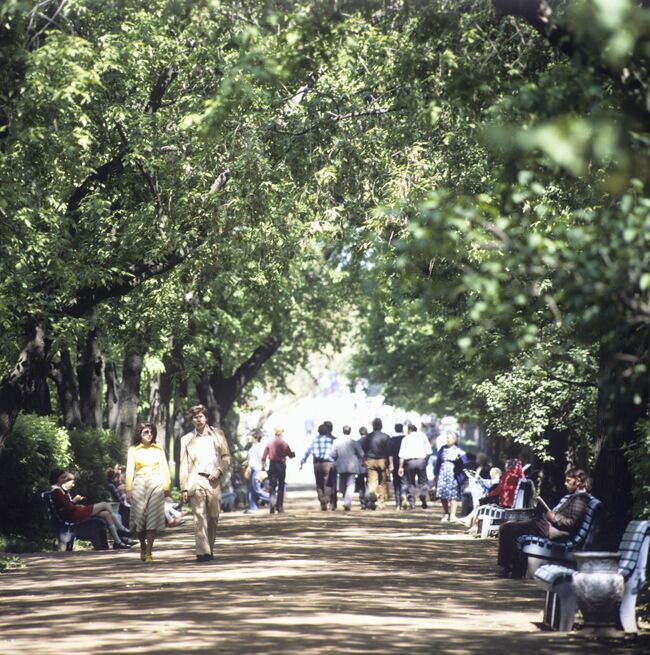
[1,489,647,654]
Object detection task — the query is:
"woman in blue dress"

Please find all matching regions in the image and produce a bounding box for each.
[434,432,467,523]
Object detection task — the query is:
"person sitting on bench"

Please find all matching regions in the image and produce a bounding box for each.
[50,469,132,549]
[460,458,524,531]
[496,467,590,577]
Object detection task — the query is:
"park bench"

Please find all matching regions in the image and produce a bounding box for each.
[514,495,602,579]
[533,520,650,632]
[475,478,536,538]
[42,491,109,551]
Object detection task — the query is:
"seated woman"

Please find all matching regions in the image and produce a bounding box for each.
[460,458,524,531]
[50,469,132,549]
[496,467,591,577]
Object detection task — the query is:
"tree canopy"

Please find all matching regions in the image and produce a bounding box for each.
[1,0,650,523]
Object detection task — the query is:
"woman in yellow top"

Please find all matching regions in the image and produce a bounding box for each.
[125,423,170,563]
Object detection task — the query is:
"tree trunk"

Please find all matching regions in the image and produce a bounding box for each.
[591,340,650,546]
[115,344,147,446]
[105,361,120,432]
[50,348,82,429]
[197,373,222,427]
[206,332,282,424]
[77,328,104,428]
[0,324,50,454]
[148,367,173,455]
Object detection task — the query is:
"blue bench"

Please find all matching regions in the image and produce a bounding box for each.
[42,491,109,551]
[515,495,602,578]
[534,520,650,633]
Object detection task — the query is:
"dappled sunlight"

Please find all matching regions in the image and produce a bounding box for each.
[1,494,647,655]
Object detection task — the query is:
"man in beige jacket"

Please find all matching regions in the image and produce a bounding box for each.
[180,404,231,562]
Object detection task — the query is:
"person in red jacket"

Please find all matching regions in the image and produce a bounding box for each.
[50,469,131,549]
[459,458,525,531]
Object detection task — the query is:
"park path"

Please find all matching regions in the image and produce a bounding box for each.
[1,489,647,655]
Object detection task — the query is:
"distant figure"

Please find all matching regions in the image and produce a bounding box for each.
[49,469,131,549]
[243,431,269,513]
[475,453,491,479]
[398,424,433,510]
[433,432,467,522]
[180,404,231,563]
[323,421,338,510]
[356,426,369,509]
[330,425,364,511]
[359,418,391,510]
[262,425,295,514]
[125,422,171,563]
[300,424,335,511]
[389,423,407,509]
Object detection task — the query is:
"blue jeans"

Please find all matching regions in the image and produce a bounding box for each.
[247,468,270,511]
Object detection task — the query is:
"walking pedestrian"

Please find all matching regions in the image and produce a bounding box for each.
[300,423,335,510]
[262,426,295,513]
[125,423,171,563]
[179,404,231,562]
[359,418,391,510]
[433,431,467,522]
[398,424,432,510]
[330,425,364,511]
[389,423,407,509]
[243,431,269,513]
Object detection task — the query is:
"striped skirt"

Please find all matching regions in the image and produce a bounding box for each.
[130,475,166,532]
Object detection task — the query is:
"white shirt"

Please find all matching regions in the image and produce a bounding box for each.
[248,442,263,471]
[399,430,433,460]
[195,430,219,474]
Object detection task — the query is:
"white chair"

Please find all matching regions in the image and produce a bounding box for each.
[475,478,535,538]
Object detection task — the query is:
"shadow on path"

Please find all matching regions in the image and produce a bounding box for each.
[1,491,648,654]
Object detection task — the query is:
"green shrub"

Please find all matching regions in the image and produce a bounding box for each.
[0,413,72,543]
[68,428,125,503]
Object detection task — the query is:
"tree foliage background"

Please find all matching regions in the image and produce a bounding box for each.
[1,0,650,545]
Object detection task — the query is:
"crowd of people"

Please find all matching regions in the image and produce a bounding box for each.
[246,417,477,521]
[49,407,594,580]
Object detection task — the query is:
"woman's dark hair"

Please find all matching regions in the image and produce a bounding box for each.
[565,467,590,491]
[132,422,158,446]
[317,423,327,435]
[49,469,73,485]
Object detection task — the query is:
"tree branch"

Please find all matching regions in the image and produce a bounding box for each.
[144,65,177,114]
[63,253,185,318]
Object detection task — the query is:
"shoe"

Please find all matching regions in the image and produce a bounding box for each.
[277,508,284,513]
[420,497,428,509]
[449,515,460,524]
[140,548,146,562]
[440,514,450,523]
[344,506,351,512]
[196,554,212,562]
[113,541,131,550]
[270,506,276,514]
[458,516,472,527]
[144,553,154,564]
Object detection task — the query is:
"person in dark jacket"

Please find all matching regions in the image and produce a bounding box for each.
[497,467,591,576]
[360,418,391,510]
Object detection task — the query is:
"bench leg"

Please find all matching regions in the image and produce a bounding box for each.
[619,589,638,633]
[554,580,577,632]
